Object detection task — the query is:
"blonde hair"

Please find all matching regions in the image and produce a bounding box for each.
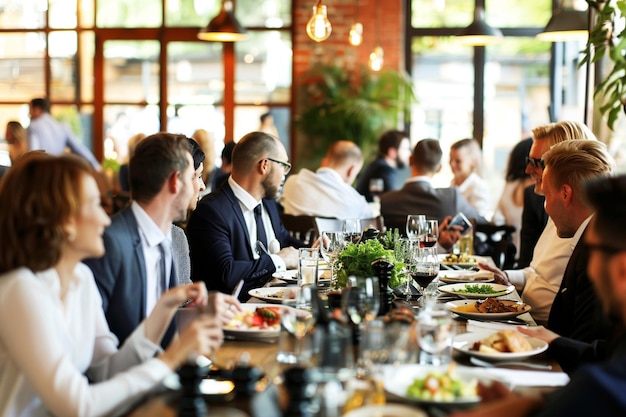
[543,140,615,198]
[532,121,596,148]
[450,138,482,176]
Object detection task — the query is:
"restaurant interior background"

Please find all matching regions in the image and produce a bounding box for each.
[0,0,624,214]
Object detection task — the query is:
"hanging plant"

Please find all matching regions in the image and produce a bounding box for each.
[581,0,626,129]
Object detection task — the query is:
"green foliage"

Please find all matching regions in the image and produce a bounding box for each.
[377,228,403,251]
[295,64,417,165]
[582,0,626,130]
[336,239,404,289]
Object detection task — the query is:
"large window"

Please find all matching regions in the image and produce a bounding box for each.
[0,0,293,172]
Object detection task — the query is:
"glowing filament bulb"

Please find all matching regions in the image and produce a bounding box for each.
[369,46,384,71]
[349,22,363,46]
[306,1,332,42]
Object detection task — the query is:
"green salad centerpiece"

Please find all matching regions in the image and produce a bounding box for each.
[335,230,405,289]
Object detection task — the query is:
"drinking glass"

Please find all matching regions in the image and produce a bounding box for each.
[415,308,455,365]
[298,247,319,286]
[369,178,384,202]
[278,285,318,364]
[394,238,418,298]
[406,214,426,241]
[412,247,439,307]
[418,219,439,248]
[320,231,345,289]
[342,218,363,245]
[345,276,380,327]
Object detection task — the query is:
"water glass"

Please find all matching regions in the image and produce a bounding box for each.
[277,285,317,364]
[415,308,455,365]
[320,231,345,289]
[298,247,319,286]
[342,218,362,245]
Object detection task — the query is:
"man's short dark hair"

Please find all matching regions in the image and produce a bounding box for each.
[187,138,206,170]
[412,138,442,172]
[260,112,272,123]
[586,175,626,251]
[222,141,237,165]
[231,131,279,173]
[130,132,191,203]
[378,130,408,156]
[30,98,51,113]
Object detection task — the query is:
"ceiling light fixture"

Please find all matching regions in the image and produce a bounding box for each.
[536,2,588,42]
[306,0,332,42]
[197,0,247,42]
[458,6,503,46]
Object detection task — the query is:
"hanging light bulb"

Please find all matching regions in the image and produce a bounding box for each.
[349,22,363,46]
[369,46,384,71]
[306,0,332,42]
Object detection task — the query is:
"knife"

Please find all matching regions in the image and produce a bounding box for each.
[232,279,245,299]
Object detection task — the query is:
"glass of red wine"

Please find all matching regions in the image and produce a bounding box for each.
[412,247,440,307]
[418,219,439,248]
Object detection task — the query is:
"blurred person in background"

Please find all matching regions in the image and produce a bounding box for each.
[212,141,236,191]
[191,128,217,195]
[449,138,491,218]
[6,121,28,164]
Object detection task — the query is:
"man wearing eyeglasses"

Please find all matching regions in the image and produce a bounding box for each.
[482,121,600,325]
[187,131,304,301]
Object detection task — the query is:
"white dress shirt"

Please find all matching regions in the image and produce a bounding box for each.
[506,216,592,324]
[0,265,170,417]
[131,202,172,317]
[281,168,373,220]
[228,177,286,271]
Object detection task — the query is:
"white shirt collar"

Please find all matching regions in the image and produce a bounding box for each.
[131,201,170,248]
[228,176,262,211]
[316,167,344,182]
[572,214,594,250]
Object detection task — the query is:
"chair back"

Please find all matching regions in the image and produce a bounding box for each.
[280,214,318,246]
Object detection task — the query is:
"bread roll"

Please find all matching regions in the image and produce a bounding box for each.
[500,330,532,352]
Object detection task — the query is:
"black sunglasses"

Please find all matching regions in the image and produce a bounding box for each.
[525,157,545,169]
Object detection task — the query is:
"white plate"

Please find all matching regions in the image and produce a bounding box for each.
[438,283,514,299]
[271,269,331,285]
[439,270,494,284]
[383,364,497,407]
[453,332,548,361]
[445,300,531,320]
[343,404,426,417]
[248,287,294,304]
[224,303,283,339]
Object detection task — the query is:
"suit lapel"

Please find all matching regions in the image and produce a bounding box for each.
[223,185,255,257]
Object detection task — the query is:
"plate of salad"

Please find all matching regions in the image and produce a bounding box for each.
[438,283,515,299]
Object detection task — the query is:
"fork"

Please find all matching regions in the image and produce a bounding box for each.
[470,356,552,370]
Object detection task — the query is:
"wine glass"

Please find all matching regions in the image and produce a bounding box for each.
[342,276,380,347]
[406,214,426,241]
[342,218,362,245]
[412,247,439,307]
[394,238,418,298]
[415,308,455,365]
[280,285,318,364]
[369,178,384,202]
[418,219,439,248]
[320,231,345,289]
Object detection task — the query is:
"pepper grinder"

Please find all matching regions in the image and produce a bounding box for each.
[177,359,208,417]
[371,258,394,316]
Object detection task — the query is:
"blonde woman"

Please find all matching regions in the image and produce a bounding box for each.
[449,138,491,217]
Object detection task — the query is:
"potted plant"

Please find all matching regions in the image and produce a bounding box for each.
[295,64,417,167]
[582,0,626,129]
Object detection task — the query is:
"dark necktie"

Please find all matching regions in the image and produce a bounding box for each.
[254,204,268,248]
[158,240,169,293]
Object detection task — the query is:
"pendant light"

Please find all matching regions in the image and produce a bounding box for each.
[458,6,503,46]
[349,0,363,46]
[536,1,588,42]
[198,0,247,42]
[306,0,332,42]
[368,0,383,71]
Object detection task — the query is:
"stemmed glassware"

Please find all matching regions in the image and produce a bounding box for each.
[416,308,455,365]
[320,231,345,289]
[342,276,380,330]
[342,218,363,245]
[412,246,440,307]
[394,237,418,298]
[418,219,439,248]
[406,214,426,241]
[280,285,318,364]
[369,178,384,203]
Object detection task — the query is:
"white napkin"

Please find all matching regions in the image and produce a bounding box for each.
[480,367,570,387]
[466,319,528,333]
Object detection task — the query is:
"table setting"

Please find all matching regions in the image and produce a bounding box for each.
[129,218,568,417]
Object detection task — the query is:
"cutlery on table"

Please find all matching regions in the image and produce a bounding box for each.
[470,356,552,370]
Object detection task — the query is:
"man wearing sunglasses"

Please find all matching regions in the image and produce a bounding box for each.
[187,131,304,301]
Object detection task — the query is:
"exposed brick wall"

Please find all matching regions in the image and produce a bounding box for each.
[294,0,404,78]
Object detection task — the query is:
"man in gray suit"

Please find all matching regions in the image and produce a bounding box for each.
[85,132,195,347]
[381,138,488,236]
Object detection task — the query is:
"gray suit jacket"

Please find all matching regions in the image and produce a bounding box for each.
[84,207,177,347]
[380,179,488,232]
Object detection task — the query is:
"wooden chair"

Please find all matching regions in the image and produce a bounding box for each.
[313,217,343,235]
[279,213,318,246]
[473,223,517,269]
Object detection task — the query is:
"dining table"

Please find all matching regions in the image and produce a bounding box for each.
[125,255,568,417]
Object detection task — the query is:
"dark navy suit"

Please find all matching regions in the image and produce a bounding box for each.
[187,183,303,301]
[84,208,177,347]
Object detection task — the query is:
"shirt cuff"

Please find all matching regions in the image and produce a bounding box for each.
[127,322,163,361]
[504,269,525,292]
[270,254,286,272]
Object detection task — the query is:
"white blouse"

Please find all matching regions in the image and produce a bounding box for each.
[0,265,171,417]
[453,172,491,218]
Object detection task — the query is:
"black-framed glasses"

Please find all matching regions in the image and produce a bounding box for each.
[262,157,292,175]
[586,242,624,256]
[525,157,545,169]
